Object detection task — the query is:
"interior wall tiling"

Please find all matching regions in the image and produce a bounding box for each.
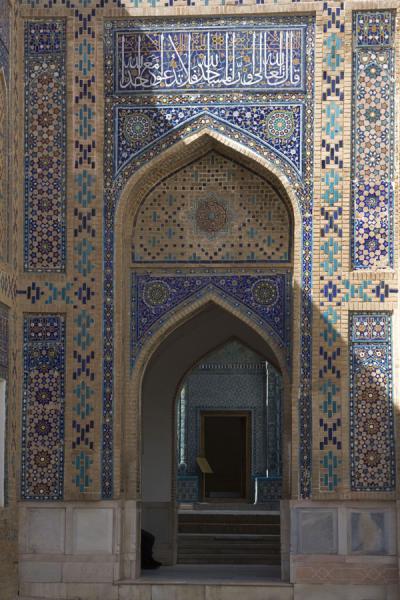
[176,340,282,502]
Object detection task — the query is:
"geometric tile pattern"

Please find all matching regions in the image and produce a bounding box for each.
[15,0,398,513]
[104,15,315,499]
[133,152,291,263]
[317,1,345,493]
[22,13,98,496]
[176,476,199,502]
[0,6,8,267]
[352,12,395,270]
[349,313,395,491]
[340,279,398,304]
[24,21,66,272]
[179,342,271,477]
[70,15,97,494]
[21,315,65,500]
[18,0,322,7]
[131,272,291,366]
[255,477,282,502]
[105,16,310,182]
[115,104,304,178]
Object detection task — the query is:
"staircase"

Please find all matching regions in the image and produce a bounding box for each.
[177,511,281,565]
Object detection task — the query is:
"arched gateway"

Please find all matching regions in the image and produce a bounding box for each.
[10,7,399,600]
[115,139,299,578]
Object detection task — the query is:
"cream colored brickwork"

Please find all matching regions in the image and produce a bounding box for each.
[3,1,400,596]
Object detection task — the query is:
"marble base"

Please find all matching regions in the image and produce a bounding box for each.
[18,582,400,600]
[18,499,399,599]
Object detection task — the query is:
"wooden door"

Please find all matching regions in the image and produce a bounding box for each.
[200,411,250,501]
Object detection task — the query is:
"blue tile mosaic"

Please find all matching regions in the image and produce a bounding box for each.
[113,24,307,94]
[21,315,66,500]
[131,272,291,366]
[176,341,282,503]
[317,1,345,493]
[349,313,395,492]
[24,21,66,272]
[115,104,304,177]
[102,15,315,498]
[352,12,395,270]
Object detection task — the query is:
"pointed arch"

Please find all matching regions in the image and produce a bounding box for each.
[112,129,302,505]
[121,287,291,503]
[136,291,289,384]
[113,128,301,579]
[115,128,302,238]
[120,298,292,571]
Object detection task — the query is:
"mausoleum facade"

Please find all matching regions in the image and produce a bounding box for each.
[0,0,400,598]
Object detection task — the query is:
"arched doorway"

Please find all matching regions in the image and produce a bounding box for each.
[175,338,283,567]
[141,303,290,572]
[115,135,300,580]
[175,338,283,507]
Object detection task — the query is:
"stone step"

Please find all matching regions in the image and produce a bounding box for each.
[178,539,280,554]
[177,511,281,565]
[177,555,281,565]
[178,538,280,551]
[179,513,280,524]
[179,535,280,544]
[178,548,281,556]
[119,581,293,600]
[179,522,280,534]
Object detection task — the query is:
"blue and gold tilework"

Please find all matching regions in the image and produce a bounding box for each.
[352,12,395,270]
[317,1,345,493]
[349,313,395,491]
[131,272,292,367]
[71,14,97,495]
[132,152,292,264]
[24,21,66,273]
[104,15,316,499]
[18,3,398,507]
[21,315,66,500]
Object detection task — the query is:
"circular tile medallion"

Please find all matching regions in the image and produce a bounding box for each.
[264,110,295,142]
[143,281,170,307]
[123,113,153,146]
[252,279,279,307]
[196,198,228,233]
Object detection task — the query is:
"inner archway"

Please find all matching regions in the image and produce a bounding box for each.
[176,338,283,507]
[140,303,290,575]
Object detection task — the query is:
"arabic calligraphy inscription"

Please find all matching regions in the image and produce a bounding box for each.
[115,27,305,93]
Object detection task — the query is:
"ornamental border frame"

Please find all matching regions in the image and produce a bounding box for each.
[103,14,315,499]
[111,17,308,95]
